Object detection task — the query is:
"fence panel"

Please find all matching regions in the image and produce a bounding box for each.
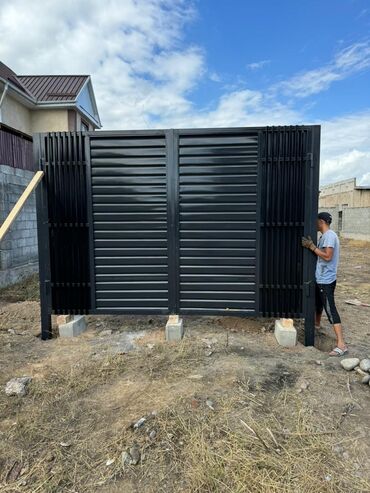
[35,126,320,344]
[0,124,34,170]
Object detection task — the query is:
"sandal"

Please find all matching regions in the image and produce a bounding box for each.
[329,347,348,357]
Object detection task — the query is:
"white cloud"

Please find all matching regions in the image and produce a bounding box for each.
[359,172,370,184]
[247,60,270,70]
[277,42,370,97]
[0,1,370,185]
[320,111,370,185]
[0,0,200,128]
[209,72,221,82]
[165,90,301,129]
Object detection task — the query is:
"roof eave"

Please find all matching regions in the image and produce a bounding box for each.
[36,99,77,106]
[0,77,37,107]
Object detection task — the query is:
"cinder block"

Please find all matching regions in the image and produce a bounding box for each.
[58,315,87,338]
[11,176,24,186]
[0,261,38,288]
[0,239,11,250]
[14,168,29,178]
[0,164,9,174]
[165,315,184,341]
[0,251,12,269]
[274,318,297,347]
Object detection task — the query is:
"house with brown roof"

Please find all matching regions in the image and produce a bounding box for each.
[0,62,101,287]
[0,61,101,135]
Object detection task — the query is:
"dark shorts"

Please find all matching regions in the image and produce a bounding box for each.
[315,280,341,325]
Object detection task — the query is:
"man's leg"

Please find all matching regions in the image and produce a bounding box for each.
[321,282,346,351]
[332,323,346,349]
[315,283,323,328]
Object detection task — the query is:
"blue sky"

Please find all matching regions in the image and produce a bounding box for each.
[187,0,370,120]
[0,0,370,184]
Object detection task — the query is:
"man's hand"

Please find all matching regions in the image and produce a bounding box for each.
[302,236,316,251]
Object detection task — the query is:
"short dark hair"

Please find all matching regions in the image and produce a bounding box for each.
[318,212,332,224]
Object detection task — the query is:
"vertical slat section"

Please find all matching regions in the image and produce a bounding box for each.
[178,131,259,315]
[90,132,169,313]
[35,133,52,339]
[303,126,321,345]
[42,132,91,314]
[259,126,309,318]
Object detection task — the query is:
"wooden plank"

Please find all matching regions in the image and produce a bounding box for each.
[0,170,44,242]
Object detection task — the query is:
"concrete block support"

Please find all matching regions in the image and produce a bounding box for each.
[165,315,184,342]
[274,318,297,347]
[58,315,87,338]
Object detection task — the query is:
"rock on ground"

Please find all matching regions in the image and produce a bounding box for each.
[99,329,113,337]
[5,377,32,396]
[122,444,141,466]
[340,358,360,371]
[359,359,370,372]
[361,375,370,384]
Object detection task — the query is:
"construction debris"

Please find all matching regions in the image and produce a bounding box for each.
[5,376,32,397]
[344,299,370,307]
[122,443,141,466]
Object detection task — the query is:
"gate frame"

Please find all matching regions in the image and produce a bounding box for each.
[35,126,320,344]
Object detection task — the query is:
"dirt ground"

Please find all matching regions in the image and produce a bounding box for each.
[0,239,369,492]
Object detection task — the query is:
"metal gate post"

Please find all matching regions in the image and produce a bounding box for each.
[303,126,321,346]
[34,134,52,339]
[166,129,180,314]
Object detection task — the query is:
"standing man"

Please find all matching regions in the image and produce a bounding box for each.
[302,212,348,356]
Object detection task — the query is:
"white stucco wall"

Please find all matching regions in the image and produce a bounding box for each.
[1,95,32,134]
[31,109,69,132]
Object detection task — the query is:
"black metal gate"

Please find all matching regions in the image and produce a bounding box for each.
[35,126,320,344]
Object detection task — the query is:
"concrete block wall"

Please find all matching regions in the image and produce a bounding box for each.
[342,207,370,241]
[0,164,38,286]
[319,207,339,232]
[319,206,370,241]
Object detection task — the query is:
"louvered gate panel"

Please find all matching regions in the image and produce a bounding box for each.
[36,126,319,344]
[37,132,91,314]
[89,133,169,313]
[178,131,259,314]
[259,127,310,318]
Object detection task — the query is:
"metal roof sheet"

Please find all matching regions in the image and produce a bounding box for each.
[18,75,88,102]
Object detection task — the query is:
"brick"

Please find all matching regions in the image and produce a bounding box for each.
[274,319,297,347]
[56,315,73,325]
